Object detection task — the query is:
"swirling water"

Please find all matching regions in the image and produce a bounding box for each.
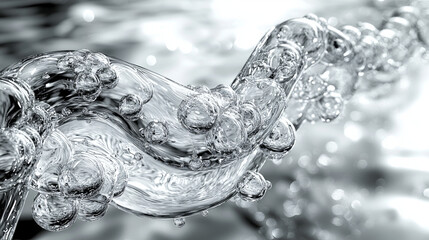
[0,14,314,231]
[0,3,421,235]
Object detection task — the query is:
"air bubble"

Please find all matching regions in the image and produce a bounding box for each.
[234,79,284,127]
[86,53,110,69]
[211,84,237,108]
[134,152,143,161]
[317,92,344,122]
[324,28,354,64]
[207,108,247,153]
[292,73,327,100]
[119,94,144,121]
[57,55,78,71]
[268,44,303,83]
[96,67,118,89]
[74,73,102,102]
[173,217,186,228]
[190,85,211,94]
[341,25,361,45]
[78,195,110,222]
[320,66,357,100]
[177,93,219,134]
[239,102,261,135]
[59,155,104,199]
[32,193,77,232]
[277,18,327,65]
[188,158,203,170]
[143,121,168,144]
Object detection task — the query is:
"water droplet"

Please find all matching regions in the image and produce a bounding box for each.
[119,94,144,121]
[74,73,102,102]
[96,67,118,89]
[202,210,209,217]
[207,108,247,153]
[261,116,295,155]
[32,193,77,231]
[177,93,219,134]
[317,92,343,122]
[143,121,168,144]
[239,102,261,135]
[237,171,268,202]
[59,155,104,199]
[173,217,186,228]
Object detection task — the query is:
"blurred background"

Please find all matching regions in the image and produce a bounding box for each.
[1,0,429,239]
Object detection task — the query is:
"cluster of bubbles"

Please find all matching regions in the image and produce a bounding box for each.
[0,4,426,236]
[285,6,424,127]
[29,129,128,231]
[57,49,119,102]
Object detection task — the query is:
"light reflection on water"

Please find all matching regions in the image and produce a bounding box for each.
[3,0,429,239]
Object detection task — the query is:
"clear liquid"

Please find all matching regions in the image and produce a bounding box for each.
[0,15,333,230]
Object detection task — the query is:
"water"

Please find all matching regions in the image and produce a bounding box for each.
[0,5,423,236]
[0,14,349,234]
